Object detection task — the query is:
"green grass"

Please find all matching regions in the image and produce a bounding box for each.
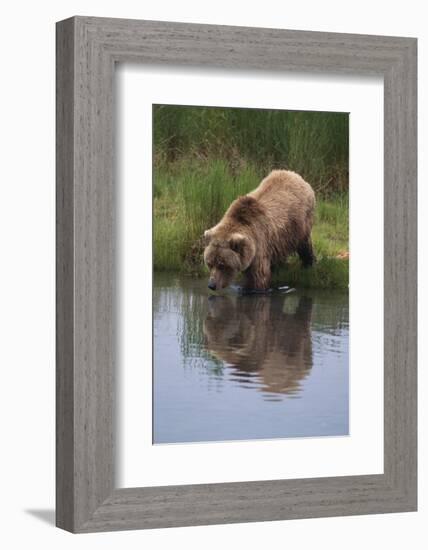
[153,159,349,289]
[154,105,349,194]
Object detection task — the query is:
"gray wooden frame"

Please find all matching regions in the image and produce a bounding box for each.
[56,16,417,533]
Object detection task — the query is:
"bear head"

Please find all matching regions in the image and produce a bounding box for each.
[203,231,256,291]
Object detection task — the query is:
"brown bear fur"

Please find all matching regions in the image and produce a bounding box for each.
[203,294,313,396]
[203,170,316,290]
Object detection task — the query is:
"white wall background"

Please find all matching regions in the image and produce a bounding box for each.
[0,1,424,548]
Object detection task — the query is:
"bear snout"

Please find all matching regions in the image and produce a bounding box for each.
[208,279,217,291]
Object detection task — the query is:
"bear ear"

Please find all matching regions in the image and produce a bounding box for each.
[228,233,246,253]
[228,233,255,269]
[203,228,214,245]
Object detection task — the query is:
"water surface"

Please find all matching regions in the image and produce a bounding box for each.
[153,273,349,444]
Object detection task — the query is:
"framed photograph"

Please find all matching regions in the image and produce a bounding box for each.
[56,16,417,532]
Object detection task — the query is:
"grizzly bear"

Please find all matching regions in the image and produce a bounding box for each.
[203,170,315,290]
[203,294,313,396]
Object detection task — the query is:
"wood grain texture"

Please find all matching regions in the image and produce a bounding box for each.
[56,18,75,531]
[56,16,417,533]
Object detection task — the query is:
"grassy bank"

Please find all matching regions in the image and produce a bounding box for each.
[154,159,349,289]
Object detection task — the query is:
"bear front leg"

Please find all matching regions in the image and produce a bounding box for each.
[297,236,316,268]
[243,259,271,290]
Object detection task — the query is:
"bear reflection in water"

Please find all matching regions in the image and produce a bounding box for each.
[203,294,313,399]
